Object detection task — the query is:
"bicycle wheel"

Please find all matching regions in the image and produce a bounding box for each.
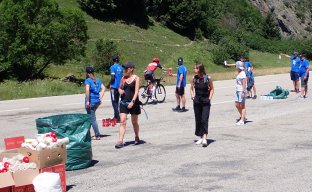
[155,84,166,103]
[138,86,149,105]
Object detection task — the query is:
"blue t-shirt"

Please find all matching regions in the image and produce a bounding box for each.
[245,61,253,77]
[110,63,123,89]
[84,77,102,104]
[290,56,301,73]
[176,65,187,87]
[299,59,310,76]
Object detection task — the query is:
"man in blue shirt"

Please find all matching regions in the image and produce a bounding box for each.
[106,55,123,122]
[171,57,187,112]
[299,54,310,98]
[280,52,301,93]
[241,56,257,99]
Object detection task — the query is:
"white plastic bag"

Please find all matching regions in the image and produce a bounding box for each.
[33,172,62,192]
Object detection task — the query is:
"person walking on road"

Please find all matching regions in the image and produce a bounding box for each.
[190,64,214,147]
[280,52,301,93]
[115,62,141,149]
[106,55,123,123]
[235,61,247,125]
[85,66,105,140]
[299,54,310,98]
[171,57,188,112]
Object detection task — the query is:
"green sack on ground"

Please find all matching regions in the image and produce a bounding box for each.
[36,113,93,171]
[266,86,289,99]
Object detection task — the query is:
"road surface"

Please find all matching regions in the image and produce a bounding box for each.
[0,73,311,192]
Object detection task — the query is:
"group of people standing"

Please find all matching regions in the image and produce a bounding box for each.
[84,56,141,148]
[280,52,310,98]
[83,52,310,148]
[84,56,197,148]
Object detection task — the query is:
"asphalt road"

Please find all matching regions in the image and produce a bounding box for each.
[0,73,311,192]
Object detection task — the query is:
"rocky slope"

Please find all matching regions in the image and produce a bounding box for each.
[249,0,312,39]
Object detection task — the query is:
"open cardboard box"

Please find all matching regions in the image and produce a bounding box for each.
[2,136,67,191]
[19,144,67,169]
[0,152,39,192]
[4,135,67,169]
[11,169,39,192]
[0,172,15,192]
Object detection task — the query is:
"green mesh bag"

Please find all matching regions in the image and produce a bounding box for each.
[36,113,93,170]
[266,86,289,99]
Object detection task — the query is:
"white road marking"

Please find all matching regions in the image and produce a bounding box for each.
[0,108,30,113]
[215,81,278,90]
[212,100,234,105]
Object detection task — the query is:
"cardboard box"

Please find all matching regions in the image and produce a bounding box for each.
[11,168,39,192]
[0,172,15,192]
[40,164,66,192]
[0,169,38,192]
[4,137,25,150]
[19,144,66,169]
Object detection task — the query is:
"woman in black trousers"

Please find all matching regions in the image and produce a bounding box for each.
[190,64,214,147]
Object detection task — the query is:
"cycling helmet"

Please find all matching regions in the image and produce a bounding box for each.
[153,57,160,63]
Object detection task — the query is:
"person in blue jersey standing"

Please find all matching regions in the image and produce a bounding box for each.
[241,56,257,99]
[106,55,123,123]
[299,54,310,98]
[85,66,105,140]
[280,52,301,93]
[171,57,188,112]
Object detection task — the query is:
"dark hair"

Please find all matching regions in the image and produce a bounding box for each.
[195,64,206,76]
[112,55,120,62]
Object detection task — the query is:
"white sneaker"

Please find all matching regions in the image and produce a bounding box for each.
[235,120,245,125]
[202,139,208,147]
[196,139,203,145]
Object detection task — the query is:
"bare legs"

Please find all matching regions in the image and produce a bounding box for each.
[293,80,299,92]
[235,101,246,122]
[175,94,186,108]
[117,113,139,143]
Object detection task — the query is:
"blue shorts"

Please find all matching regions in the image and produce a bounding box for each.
[235,91,246,103]
[175,87,185,96]
[290,71,299,81]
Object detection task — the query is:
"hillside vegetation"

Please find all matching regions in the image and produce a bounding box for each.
[0,0,308,100]
[49,0,295,79]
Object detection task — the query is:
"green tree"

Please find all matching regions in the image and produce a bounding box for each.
[78,0,117,19]
[78,0,149,28]
[92,39,118,75]
[0,0,88,81]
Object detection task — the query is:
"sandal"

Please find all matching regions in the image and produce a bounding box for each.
[134,136,140,145]
[92,136,101,140]
[115,141,124,149]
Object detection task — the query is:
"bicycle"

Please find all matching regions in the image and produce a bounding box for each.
[138,76,166,105]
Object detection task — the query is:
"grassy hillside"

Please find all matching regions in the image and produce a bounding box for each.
[0,0,292,100]
[49,0,290,82]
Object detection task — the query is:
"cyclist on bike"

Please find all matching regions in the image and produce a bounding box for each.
[144,57,167,101]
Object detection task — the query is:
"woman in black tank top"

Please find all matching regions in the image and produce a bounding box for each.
[190,64,214,147]
[115,62,141,149]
